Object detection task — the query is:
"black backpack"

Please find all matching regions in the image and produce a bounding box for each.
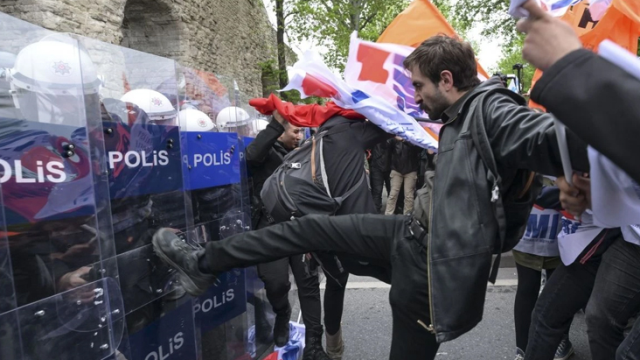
[260,123,365,223]
[466,87,543,281]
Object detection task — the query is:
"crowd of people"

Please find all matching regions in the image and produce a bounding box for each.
[364,136,433,216]
[152,0,640,359]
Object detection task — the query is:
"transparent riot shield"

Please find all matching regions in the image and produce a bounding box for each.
[75,34,196,360]
[178,69,250,360]
[0,12,123,360]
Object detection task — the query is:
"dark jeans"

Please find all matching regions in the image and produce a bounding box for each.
[514,264,556,351]
[525,229,640,360]
[586,238,640,360]
[370,169,390,213]
[204,214,440,359]
[257,255,323,336]
[618,317,640,360]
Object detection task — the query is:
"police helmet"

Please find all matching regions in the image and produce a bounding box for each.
[178,108,217,132]
[7,35,100,124]
[120,89,177,124]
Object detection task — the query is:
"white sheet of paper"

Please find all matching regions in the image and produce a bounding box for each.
[599,40,640,80]
[554,118,574,185]
[558,227,603,265]
[589,146,640,228]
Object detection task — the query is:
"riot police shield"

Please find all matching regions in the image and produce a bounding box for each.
[178,68,250,359]
[0,12,124,360]
[75,35,196,357]
[178,69,246,243]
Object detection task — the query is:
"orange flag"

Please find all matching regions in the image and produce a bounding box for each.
[376,0,490,79]
[613,0,640,24]
[529,1,640,110]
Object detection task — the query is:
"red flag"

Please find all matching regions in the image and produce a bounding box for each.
[249,94,364,128]
[301,73,339,98]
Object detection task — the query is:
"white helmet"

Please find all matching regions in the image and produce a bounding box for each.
[7,35,100,124]
[178,108,217,132]
[215,106,251,131]
[9,36,100,97]
[120,89,176,123]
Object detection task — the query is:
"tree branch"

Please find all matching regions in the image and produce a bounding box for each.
[317,0,349,29]
[360,10,379,29]
[284,10,300,21]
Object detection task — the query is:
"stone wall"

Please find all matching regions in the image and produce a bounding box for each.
[0,0,289,98]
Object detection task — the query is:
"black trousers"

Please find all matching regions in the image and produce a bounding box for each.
[370,169,390,213]
[204,214,440,359]
[524,230,619,360]
[514,264,556,351]
[257,255,323,336]
[586,238,640,360]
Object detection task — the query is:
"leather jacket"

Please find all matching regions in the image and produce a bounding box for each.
[390,139,420,175]
[369,141,391,173]
[425,77,589,342]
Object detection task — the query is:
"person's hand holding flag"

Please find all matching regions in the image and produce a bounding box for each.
[557,174,592,217]
[516,0,583,71]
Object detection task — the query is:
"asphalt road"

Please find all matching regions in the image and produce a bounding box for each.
[332,273,591,360]
[286,270,591,360]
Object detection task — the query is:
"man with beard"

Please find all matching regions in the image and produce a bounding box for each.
[153,35,589,359]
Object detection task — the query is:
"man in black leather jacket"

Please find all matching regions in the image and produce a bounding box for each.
[153,35,589,359]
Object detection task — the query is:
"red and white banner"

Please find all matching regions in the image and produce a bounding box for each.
[281,39,439,151]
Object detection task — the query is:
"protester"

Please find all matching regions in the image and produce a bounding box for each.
[368,142,391,213]
[524,175,640,360]
[511,180,573,360]
[153,35,589,359]
[309,115,392,359]
[516,0,640,184]
[244,111,333,359]
[385,137,420,215]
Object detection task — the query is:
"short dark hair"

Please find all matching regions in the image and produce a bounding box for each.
[403,35,481,91]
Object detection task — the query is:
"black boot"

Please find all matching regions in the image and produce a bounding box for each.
[304,332,332,360]
[152,228,216,296]
[273,308,291,347]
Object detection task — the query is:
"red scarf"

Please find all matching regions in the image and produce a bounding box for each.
[249,94,365,128]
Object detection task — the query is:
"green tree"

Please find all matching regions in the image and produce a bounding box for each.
[275,0,288,90]
[435,0,519,49]
[259,59,325,104]
[287,0,410,71]
[432,0,471,38]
